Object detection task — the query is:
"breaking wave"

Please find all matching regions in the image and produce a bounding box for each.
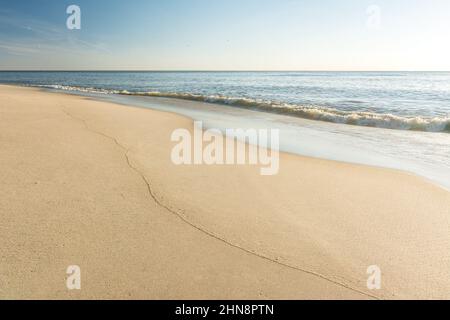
[35,84,450,133]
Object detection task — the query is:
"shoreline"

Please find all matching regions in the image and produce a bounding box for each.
[13,82,450,133]
[33,84,450,192]
[1,84,450,299]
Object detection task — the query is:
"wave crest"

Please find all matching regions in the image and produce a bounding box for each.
[122,91,450,133]
[34,84,450,133]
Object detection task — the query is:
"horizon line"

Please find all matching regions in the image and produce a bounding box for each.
[1,69,450,73]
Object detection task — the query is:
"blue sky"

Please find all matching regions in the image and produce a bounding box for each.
[1,0,450,70]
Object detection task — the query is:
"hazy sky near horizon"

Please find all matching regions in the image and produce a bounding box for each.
[1,0,450,71]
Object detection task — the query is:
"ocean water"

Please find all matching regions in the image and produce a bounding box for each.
[1,71,449,189]
[1,71,450,132]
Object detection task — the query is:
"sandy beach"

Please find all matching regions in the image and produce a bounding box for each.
[1,84,450,300]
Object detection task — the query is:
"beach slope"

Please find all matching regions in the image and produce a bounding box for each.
[1,85,450,299]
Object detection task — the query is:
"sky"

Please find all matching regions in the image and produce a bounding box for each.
[1,0,450,71]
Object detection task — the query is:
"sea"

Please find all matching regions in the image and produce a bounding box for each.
[1,71,449,189]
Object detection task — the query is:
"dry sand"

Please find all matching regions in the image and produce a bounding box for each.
[1,84,450,300]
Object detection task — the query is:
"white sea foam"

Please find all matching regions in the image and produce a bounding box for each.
[33,84,450,133]
[121,91,450,133]
[33,84,118,94]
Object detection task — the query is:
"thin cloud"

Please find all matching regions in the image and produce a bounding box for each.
[0,9,111,57]
[0,42,42,55]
